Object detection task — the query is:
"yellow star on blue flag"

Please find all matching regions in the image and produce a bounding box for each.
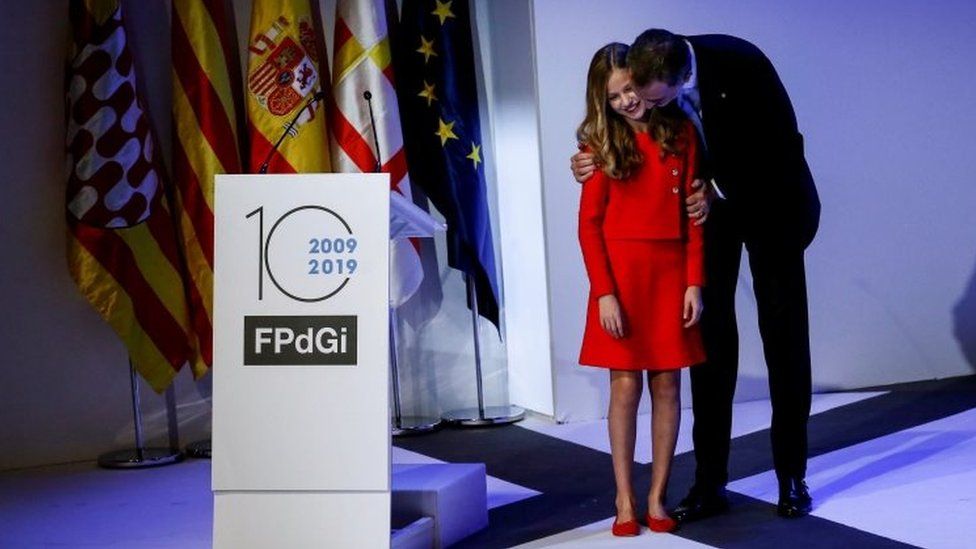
[432,0,456,25]
[435,117,458,146]
[466,142,482,169]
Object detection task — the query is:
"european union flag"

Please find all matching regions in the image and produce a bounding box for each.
[393,0,500,329]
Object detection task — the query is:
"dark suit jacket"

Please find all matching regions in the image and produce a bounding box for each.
[686,34,821,248]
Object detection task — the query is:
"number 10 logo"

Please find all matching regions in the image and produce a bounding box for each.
[246,205,360,302]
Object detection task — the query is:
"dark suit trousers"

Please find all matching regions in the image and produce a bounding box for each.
[691,199,813,489]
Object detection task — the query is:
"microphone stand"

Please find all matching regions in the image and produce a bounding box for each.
[364,91,382,173]
[257,90,327,174]
[362,90,441,437]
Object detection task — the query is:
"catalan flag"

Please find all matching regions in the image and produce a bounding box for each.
[171,0,244,376]
[66,0,193,392]
[394,0,500,328]
[246,0,332,173]
[329,0,423,307]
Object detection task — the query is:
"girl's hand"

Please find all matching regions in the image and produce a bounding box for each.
[598,294,626,339]
[571,147,598,183]
[683,286,703,328]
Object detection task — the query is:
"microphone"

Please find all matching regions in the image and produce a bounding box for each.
[362,90,382,173]
[258,89,328,174]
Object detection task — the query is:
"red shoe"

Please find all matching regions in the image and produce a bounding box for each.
[646,513,677,533]
[611,518,641,536]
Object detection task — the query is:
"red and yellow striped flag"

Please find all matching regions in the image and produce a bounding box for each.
[172,0,244,376]
[246,0,332,173]
[66,0,193,392]
[329,0,423,306]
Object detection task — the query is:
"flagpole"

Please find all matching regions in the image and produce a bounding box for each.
[184,389,211,458]
[441,275,524,427]
[97,359,185,468]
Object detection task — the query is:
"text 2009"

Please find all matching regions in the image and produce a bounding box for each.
[308,237,358,275]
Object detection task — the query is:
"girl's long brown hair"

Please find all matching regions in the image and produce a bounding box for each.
[577,43,687,180]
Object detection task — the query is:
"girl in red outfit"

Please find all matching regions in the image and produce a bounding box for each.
[577,43,705,536]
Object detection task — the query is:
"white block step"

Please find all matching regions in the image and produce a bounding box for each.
[392,463,488,548]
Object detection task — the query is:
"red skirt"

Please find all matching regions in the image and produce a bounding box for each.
[579,239,705,371]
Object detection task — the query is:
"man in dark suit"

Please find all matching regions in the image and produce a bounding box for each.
[571,29,820,520]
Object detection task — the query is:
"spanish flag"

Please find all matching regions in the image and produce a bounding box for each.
[172,0,245,377]
[246,0,332,173]
[66,0,193,392]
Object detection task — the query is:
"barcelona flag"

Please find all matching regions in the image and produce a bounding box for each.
[330,0,424,308]
[394,0,500,329]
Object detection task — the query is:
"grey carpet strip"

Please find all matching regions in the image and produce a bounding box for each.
[394,374,976,547]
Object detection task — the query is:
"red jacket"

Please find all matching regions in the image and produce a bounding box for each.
[578,124,705,298]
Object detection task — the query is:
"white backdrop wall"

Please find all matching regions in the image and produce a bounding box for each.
[531,0,976,421]
[478,0,555,416]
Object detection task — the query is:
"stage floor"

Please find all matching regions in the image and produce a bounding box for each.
[1,375,973,548]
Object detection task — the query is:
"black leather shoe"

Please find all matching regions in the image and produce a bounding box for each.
[777,477,812,518]
[671,486,730,523]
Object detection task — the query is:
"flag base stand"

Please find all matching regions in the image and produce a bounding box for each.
[97,359,184,469]
[442,405,525,427]
[97,448,184,469]
[392,416,443,437]
[442,276,525,429]
[186,439,212,458]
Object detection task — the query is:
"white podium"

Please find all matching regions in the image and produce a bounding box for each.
[212,174,391,548]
